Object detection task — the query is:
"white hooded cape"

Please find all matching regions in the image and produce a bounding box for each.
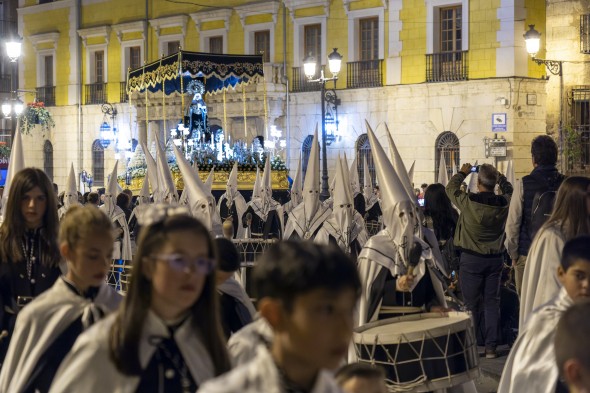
[227,318,273,366]
[283,202,332,241]
[498,287,573,393]
[49,311,216,392]
[0,279,121,393]
[314,211,369,256]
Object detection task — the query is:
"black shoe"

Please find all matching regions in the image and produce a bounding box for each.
[485,348,498,359]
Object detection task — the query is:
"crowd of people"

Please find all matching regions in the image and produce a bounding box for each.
[0,125,587,393]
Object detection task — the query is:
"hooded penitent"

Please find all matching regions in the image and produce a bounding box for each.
[251,167,261,201]
[384,123,416,203]
[349,156,361,197]
[63,163,79,210]
[154,133,178,204]
[329,158,354,246]
[289,154,303,207]
[438,154,449,186]
[205,167,215,193]
[172,144,221,234]
[249,157,279,222]
[138,173,151,205]
[366,122,415,266]
[363,156,378,211]
[1,126,24,218]
[407,161,415,185]
[101,161,133,261]
[103,161,119,217]
[225,161,240,207]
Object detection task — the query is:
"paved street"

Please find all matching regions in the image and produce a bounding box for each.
[474,345,510,393]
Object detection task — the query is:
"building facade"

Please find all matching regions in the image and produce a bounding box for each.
[16,0,567,192]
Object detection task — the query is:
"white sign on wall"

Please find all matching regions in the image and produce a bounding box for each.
[492,113,507,132]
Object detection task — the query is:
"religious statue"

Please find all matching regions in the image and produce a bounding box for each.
[185,80,211,143]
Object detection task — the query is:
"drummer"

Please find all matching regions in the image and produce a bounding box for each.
[356,125,447,325]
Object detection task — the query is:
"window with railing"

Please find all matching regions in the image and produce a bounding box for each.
[581,15,590,54]
[426,51,468,82]
[435,131,460,181]
[427,6,467,82]
[347,60,383,88]
[36,86,56,106]
[569,86,590,169]
[84,83,106,105]
[359,17,379,62]
[92,140,105,186]
[43,140,54,181]
[291,66,324,92]
[304,24,321,62]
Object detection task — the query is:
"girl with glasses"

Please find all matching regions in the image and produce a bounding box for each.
[49,206,231,392]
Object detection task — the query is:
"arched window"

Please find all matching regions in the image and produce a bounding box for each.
[355,134,376,186]
[435,131,460,182]
[92,139,105,186]
[43,140,53,181]
[301,135,314,180]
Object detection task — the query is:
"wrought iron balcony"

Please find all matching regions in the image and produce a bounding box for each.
[347,60,383,89]
[291,66,324,93]
[120,82,128,103]
[36,86,56,106]
[84,83,106,105]
[426,51,468,82]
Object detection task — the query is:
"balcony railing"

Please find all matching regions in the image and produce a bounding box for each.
[291,66,324,92]
[36,86,56,106]
[346,60,383,89]
[0,74,11,93]
[84,83,106,105]
[120,82,128,103]
[426,51,468,82]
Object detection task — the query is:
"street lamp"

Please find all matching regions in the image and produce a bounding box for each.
[303,47,342,201]
[100,103,117,148]
[1,99,23,118]
[524,24,565,170]
[5,38,21,63]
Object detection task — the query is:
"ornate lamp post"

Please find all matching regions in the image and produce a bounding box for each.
[303,48,342,201]
[100,103,117,148]
[524,25,565,170]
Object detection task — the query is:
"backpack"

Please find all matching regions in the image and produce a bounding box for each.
[529,174,565,239]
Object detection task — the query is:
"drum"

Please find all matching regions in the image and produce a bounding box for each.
[353,312,479,392]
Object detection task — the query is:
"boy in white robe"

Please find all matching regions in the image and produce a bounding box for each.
[199,241,361,393]
[0,206,121,393]
[555,301,590,393]
[498,235,590,393]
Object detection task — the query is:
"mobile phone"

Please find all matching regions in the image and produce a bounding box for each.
[470,165,480,173]
[418,198,425,207]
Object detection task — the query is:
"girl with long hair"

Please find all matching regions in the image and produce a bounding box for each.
[49,205,231,392]
[423,183,459,243]
[0,205,121,392]
[0,168,61,363]
[520,176,590,325]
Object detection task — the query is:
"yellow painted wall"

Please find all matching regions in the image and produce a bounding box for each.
[469,0,500,78]
[400,0,427,83]
[525,0,547,78]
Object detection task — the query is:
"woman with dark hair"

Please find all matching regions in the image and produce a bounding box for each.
[0,168,62,363]
[423,183,460,273]
[520,176,590,325]
[50,205,231,392]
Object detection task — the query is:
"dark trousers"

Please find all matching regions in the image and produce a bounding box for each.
[459,252,503,349]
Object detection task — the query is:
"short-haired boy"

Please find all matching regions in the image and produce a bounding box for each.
[199,241,361,393]
[555,301,590,393]
[498,235,590,393]
[335,363,387,393]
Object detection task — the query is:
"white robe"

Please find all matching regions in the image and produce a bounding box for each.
[519,223,565,326]
[49,311,216,392]
[498,287,573,393]
[0,279,121,393]
[227,317,273,366]
[314,212,369,255]
[198,345,343,393]
[283,202,332,241]
[100,205,133,261]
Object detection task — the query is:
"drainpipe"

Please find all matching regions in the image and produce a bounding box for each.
[282,2,290,167]
[77,0,83,173]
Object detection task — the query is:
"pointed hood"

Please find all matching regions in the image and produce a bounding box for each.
[138,172,151,204]
[225,161,239,205]
[384,123,415,202]
[154,133,177,204]
[366,120,415,263]
[289,154,303,206]
[173,145,218,232]
[331,156,354,238]
[251,166,262,200]
[141,143,159,202]
[63,163,79,210]
[103,161,119,216]
[363,155,373,196]
[261,158,272,204]
[302,125,321,222]
[506,160,515,186]
[1,127,25,215]
[407,161,415,185]
[341,152,350,190]
[438,155,449,186]
[205,167,215,193]
[349,156,361,196]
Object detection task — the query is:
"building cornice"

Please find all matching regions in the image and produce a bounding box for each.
[190,8,232,32]
[149,14,188,37]
[78,25,111,47]
[17,0,74,16]
[29,31,60,50]
[112,20,147,43]
[282,0,330,20]
[235,1,279,27]
[342,0,387,14]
